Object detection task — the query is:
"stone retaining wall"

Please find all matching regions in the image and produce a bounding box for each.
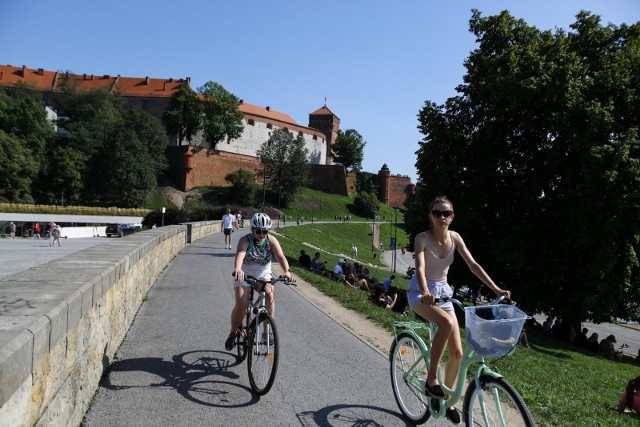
[0,221,220,426]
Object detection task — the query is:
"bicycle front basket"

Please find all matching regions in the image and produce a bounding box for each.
[465,305,527,357]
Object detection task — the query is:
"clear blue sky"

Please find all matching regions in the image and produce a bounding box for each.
[2,1,639,183]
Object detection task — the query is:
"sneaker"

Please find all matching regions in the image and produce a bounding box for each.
[425,382,445,398]
[446,407,461,425]
[225,332,237,351]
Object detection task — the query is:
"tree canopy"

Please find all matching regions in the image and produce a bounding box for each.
[163,85,202,145]
[410,10,640,325]
[333,128,366,172]
[197,81,244,149]
[256,128,309,207]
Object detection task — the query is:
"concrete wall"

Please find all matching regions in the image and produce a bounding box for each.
[0,220,221,427]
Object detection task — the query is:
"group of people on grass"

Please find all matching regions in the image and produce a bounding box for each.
[542,315,626,361]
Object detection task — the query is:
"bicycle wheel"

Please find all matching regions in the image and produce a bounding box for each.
[389,332,431,424]
[463,375,534,427]
[236,325,248,362]
[247,314,279,395]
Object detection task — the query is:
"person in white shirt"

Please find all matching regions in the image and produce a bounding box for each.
[222,208,238,249]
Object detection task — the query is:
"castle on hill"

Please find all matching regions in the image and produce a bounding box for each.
[0,64,414,207]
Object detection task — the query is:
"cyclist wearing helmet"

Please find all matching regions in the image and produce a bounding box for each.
[225,212,295,350]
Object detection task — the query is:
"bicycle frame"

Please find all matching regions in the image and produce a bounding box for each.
[392,320,504,421]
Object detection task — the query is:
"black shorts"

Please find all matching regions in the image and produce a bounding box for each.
[224,228,232,236]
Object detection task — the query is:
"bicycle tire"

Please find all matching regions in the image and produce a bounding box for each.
[463,375,534,427]
[389,332,431,424]
[247,314,279,395]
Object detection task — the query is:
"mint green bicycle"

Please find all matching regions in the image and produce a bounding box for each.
[389,297,535,426]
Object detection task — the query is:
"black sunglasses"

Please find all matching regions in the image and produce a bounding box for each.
[431,210,453,218]
[253,229,269,235]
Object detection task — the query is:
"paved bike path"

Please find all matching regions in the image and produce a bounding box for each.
[83,233,450,426]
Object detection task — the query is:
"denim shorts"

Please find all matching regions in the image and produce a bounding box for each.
[408,281,454,312]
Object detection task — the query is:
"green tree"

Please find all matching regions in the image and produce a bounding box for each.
[0,129,38,202]
[353,191,381,218]
[333,129,366,172]
[225,169,257,207]
[356,171,379,194]
[0,85,55,177]
[54,89,169,207]
[412,10,640,325]
[197,81,244,149]
[163,85,202,145]
[257,128,309,207]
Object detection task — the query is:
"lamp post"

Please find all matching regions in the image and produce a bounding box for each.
[371,209,376,253]
[277,186,282,228]
[393,208,398,273]
[261,163,267,213]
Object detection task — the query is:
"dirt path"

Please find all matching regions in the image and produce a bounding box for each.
[273,265,394,356]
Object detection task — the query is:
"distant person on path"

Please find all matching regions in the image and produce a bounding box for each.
[33,222,41,239]
[617,376,640,414]
[225,212,295,351]
[351,244,358,259]
[49,222,62,247]
[222,208,238,249]
[236,210,243,228]
[407,196,510,425]
[9,222,16,239]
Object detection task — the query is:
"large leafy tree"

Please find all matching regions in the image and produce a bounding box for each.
[0,86,55,201]
[257,128,309,207]
[412,10,640,325]
[333,129,366,172]
[225,169,257,207]
[0,129,38,202]
[197,81,244,149]
[163,85,202,145]
[356,171,379,194]
[52,89,169,207]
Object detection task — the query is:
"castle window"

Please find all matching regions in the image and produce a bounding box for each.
[248,119,255,126]
[283,127,289,133]
[267,123,273,129]
[298,131,303,137]
[313,135,317,140]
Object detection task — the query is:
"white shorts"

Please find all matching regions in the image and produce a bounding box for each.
[408,281,454,313]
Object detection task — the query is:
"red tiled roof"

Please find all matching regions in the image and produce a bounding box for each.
[0,64,189,97]
[239,102,298,125]
[309,105,338,118]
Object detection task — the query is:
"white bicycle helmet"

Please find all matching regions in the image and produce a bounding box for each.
[250,212,273,230]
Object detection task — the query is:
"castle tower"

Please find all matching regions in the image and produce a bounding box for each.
[308,105,340,165]
[378,163,391,205]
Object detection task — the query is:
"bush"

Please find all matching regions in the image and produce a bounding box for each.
[353,191,380,217]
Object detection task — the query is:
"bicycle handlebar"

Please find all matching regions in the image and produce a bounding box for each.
[435,295,515,310]
[231,272,297,286]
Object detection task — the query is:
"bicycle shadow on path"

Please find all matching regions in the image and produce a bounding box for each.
[99,350,264,408]
[297,403,412,427]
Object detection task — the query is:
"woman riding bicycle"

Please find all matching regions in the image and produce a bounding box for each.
[225,212,295,351]
[408,196,510,424]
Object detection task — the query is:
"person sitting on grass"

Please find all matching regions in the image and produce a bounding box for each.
[310,252,322,270]
[599,334,622,360]
[344,262,370,290]
[370,287,397,309]
[618,376,640,414]
[298,249,311,268]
